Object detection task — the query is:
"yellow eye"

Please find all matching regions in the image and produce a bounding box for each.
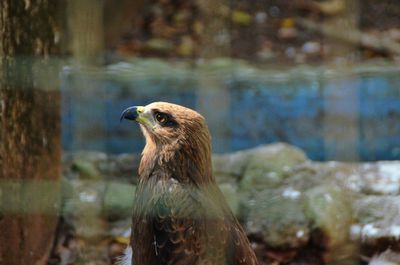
[155,112,168,124]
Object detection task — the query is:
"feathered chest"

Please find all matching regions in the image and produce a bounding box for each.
[127,176,259,265]
[129,176,232,265]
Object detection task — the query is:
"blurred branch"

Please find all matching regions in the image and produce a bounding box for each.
[293,0,346,16]
[296,17,400,56]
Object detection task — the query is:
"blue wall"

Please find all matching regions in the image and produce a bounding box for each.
[61,61,400,161]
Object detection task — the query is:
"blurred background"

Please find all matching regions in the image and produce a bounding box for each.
[1,0,400,264]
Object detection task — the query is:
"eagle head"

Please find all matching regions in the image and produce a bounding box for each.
[121,102,209,144]
[121,102,212,182]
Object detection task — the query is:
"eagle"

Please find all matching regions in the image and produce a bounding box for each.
[120,102,259,265]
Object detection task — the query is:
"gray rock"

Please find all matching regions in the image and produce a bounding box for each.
[321,161,400,196]
[239,143,308,192]
[106,153,140,183]
[71,160,100,180]
[317,161,363,193]
[94,153,140,183]
[103,182,136,221]
[63,151,107,180]
[358,162,400,195]
[353,196,400,243]
[213,151,251,184]
[368,249,400,265]
[243,189,310,248]
[280,161,323,191]
[304,185,353,248]
[63,151,141,183]
[62,179,108,239]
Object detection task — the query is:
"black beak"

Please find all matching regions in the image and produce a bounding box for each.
[120,106,139,122]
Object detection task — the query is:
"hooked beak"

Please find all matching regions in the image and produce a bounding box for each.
[120,106,145,122]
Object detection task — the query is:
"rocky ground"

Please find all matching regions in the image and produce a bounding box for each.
[50,143,400,265]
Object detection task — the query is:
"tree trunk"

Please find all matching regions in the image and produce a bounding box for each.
[0,1,63,265]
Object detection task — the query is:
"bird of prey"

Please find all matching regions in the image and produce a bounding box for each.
[120,102,259,265]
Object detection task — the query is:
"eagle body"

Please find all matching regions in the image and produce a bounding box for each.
[121,102,259,265]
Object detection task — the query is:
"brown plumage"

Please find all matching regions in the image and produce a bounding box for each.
[120,102,259,265]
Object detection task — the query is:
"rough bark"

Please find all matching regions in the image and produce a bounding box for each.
[0,1,62,265]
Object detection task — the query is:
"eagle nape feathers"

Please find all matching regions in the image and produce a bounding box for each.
[120,102,259,265]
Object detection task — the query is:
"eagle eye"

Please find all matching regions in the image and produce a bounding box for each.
[154,111,170,125]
